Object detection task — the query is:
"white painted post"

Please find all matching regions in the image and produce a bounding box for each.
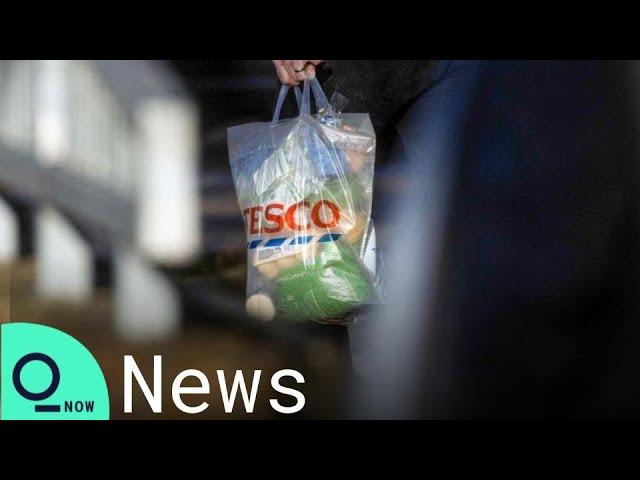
[35,206,93,301]
[110,97,200,340]
[135,98,201,265]
[0,197,19,262]
[34,60,93,302]
[114,248,181,341]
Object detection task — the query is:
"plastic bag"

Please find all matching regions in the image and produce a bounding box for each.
[227,79,376,324]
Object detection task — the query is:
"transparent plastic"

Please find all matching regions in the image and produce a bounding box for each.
[228,79,376,324]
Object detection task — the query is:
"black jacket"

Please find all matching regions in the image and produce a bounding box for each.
[317,60,435,158]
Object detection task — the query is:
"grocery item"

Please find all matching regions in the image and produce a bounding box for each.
[245,293,276,322]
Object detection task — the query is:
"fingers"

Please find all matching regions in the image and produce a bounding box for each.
[291,60,309,83]
[272,60,325,86]
[291,60,307,72]
[272,60,299,86]
[273,60,294,86]
[302,61,324,81]
[284,62,301,85]
[303,63,316,80]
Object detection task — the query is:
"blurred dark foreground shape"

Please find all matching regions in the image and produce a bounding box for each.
[352,61,640,419]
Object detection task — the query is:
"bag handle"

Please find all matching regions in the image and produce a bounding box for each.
[300,78,330,115]
[272,85,303,123]
[272,78,331,123]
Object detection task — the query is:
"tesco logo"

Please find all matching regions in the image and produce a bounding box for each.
[243,200,341,235]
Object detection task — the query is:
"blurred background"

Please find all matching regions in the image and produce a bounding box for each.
[0,60,390,418]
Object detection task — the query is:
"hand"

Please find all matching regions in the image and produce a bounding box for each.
[272,60,324,86]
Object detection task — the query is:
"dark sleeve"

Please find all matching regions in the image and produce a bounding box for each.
[317,60,436,133]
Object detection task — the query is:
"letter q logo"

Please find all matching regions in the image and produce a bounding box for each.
[12,352,62,412]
